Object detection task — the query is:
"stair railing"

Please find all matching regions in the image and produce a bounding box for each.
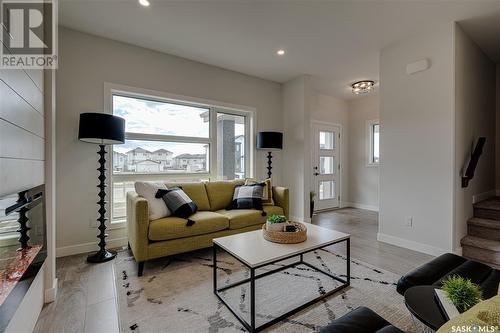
[461,137,486,188]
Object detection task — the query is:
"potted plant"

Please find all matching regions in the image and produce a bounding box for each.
[310,191,316,218]
[441,276,482,313]
[266,214,288,231]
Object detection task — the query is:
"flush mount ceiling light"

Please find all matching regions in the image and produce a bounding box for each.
[138,0,150,7]
[351,80,375,95]
[276,49,286,56]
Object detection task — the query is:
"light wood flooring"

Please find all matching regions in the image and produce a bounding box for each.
[34,208,434,332]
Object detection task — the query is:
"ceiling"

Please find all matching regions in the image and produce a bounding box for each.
[59,0,500,100]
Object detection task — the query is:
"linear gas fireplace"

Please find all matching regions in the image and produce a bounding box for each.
[0,185,47,332]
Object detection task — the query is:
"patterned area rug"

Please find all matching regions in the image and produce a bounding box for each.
[114,247,416,333]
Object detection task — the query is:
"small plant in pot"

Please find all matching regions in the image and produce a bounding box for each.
[266,214,288,231]
[442,275,482,313]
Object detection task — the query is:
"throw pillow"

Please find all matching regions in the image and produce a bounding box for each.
[436,291,499,333]
[245,178,274,205]
[228,183,266,210]
[155,187,198,219]
[134,181,171,220]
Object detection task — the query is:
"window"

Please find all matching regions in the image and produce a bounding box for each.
[367,120,380,166]
[110,92,252,222]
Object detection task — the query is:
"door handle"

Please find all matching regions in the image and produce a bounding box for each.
[313,172,319,176]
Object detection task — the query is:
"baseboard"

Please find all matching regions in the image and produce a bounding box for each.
[56,237,128,258]
[44,278,58,303]
[290,215,311,223]
[472,190,495,204]
[454,246,463,256]
[343,202,379,212]
[377,233,448,257]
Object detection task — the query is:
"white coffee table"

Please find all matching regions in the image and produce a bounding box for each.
[213,223,350,333]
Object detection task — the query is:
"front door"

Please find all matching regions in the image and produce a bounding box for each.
[312,123,341,211]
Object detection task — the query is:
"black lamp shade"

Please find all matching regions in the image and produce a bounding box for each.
[257,131,283,150]
[78,113,125,145]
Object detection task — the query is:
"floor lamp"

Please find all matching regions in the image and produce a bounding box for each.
[256,132,283,179]
[78,113,125,263]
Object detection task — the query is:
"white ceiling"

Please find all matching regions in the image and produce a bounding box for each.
[59,0,500,100]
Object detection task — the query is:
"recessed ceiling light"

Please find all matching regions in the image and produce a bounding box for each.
[139,0,150,7]
[276,49,285,56]
[351,80,375,95]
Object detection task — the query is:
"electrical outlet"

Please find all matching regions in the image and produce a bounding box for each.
[405,216,413,227]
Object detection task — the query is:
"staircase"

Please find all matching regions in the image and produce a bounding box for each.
[461,197,500,269]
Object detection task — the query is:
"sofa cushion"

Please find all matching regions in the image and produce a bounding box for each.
[216,209,265,230]
[397,253,500,300]
[228,183,265,210]
[396,253,467,295]
[156,188,198,219]
[205,180,243,211]
[317,307,404,333]
[165,182,210,211]
[245,178,274,205]
[134,181,171,220]
[436,291,500,333]
[148,211,229,241]
[263,205,284,217]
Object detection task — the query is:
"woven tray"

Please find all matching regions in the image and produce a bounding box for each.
[262,222,307,244]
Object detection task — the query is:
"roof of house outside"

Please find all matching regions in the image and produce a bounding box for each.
[127,147,151,154]
[153,149,173,154]
[174,153,206,159]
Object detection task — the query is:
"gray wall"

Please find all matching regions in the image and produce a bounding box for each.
[56,28,283,255]
[454,24,496,252]
[347,94,379,209]
[379,22,455,255]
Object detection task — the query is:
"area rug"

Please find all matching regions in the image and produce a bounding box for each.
[114,247,416,333]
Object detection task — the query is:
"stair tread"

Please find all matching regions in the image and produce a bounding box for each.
[468,217,500,230]
[474,197,500,211]
[461,235,500,252]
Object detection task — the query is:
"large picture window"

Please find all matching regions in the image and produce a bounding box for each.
[111,92,252,222]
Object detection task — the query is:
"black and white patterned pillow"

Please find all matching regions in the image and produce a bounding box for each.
[155,187,197,219]
[227,183,265,210]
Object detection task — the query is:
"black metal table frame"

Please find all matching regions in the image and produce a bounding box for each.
[213,237,350,333]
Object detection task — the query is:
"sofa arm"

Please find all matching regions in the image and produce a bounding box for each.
[272,186,289,218]
[126,191,149,262]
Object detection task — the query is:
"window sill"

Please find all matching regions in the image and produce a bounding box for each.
[109,219,126,229]
[366,163,379,168]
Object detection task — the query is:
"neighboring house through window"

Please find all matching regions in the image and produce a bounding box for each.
[109,88,253,222]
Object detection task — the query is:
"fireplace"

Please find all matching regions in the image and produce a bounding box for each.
[0,185,47,331]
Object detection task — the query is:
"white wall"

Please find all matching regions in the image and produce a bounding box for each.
[282,76,310,222]
[56,28,283,255]
[347,93,380,210]
[310,92,349,207]
[454,24,496,253]
[379,22,455,256]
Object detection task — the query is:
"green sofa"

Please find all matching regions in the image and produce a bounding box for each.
[126,180,289,276]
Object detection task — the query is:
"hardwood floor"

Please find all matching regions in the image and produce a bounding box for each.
[313,208,434,275]
[34,208,433,332]
[33,254,119,333]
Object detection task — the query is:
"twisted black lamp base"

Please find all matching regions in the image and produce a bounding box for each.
[87,145,116,263]
[266,151,273,179]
